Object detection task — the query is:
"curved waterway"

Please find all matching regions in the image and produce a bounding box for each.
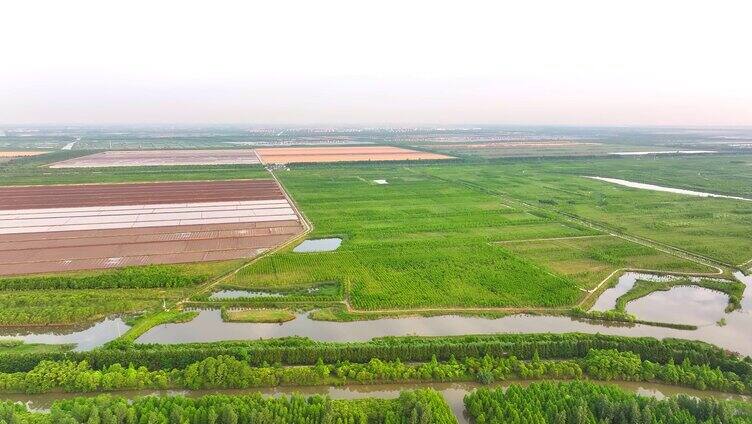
[626,286,729,326]
[585,176,752,202]
[0,317,128,351]
[6,272,750,356]
[4,380,748,423]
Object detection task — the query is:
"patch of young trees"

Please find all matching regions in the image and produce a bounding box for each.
[464,381,752,424]
[0,389,457,424]
[0,350,749,395]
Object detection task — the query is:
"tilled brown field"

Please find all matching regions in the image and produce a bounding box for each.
[47,149,260,168]
[255,146,453,164]
[0,180,304,275]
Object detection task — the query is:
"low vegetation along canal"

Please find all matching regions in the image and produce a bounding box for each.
[5,272,751,356]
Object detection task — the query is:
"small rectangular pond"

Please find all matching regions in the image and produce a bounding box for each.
[293,238,342,253]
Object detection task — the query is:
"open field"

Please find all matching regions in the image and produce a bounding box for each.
[0,151,49,158]
[0,180,303,275]
[511,154,752,198]
[419,158,752,266]
[498,235,713,290]
[226,165,721,310]
[0,151,270,186]
[48,149,260,168]
[255,146,453,164]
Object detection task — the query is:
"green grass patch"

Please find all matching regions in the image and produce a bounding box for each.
[230,166,590,309]
[0,260,244,326]
[420,158,752,265]
[222,308,296,323]
[0,339,74,354]
[115,310,200,345]
[0,260,244,290]
[499,235,713,290]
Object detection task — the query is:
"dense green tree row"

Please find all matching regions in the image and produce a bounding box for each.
[3,333,748,379]
[464,381,752,424]
[0,389,457,424]
[0,350,748,395]
[0,265,209,291]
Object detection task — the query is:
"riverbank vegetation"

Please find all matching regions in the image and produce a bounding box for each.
[221,308,296,323]
[0,349,748,395]
[499,235,712,291]
[0,261,242,326]
[0,389,456,424]
[464,380,752,424]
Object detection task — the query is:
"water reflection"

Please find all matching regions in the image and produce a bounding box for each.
[585,176,752,202]
[626,286,729,326]
[0,317,128,351]
[293,238,342,252]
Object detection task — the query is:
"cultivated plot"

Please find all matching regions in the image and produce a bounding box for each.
[0,180,304,275]
[47,149,260,168]
[0,151,49,163]
[498,235,714,291]
[255,146,452,164]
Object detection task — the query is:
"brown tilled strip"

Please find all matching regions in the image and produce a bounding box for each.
[0,180,284,210]
[0,226,303,275]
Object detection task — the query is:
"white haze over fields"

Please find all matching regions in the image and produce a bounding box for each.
[1,0,751,126]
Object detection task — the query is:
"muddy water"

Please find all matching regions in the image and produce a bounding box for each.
[4,380,747,422]
[0,317,128,351]
[585,176,752,202]
[626,286,729,326]
[293,238,342,252]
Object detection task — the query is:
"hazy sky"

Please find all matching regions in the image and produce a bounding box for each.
[2,1,751,126]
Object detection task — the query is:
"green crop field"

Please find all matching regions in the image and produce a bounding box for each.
[420,158,752,266]
[228,162,732,310]
[0,261,244,325]
[498,235,713,290]
[0,150,269,186]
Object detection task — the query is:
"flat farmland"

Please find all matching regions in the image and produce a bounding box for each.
[48,149,260,168]
[0,151,50,163]
[0,180,304,275]
[498,235,713,290]
[0,151,270,186]
[255,146,453,164]
[229,161,738,311]
[230,166,595,310]
[420,159,752,266]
